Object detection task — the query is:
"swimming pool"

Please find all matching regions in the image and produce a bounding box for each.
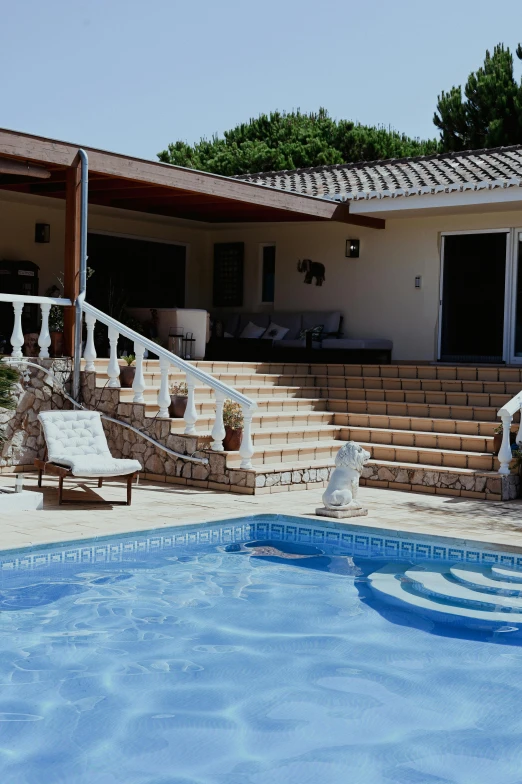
[1,515,521,783]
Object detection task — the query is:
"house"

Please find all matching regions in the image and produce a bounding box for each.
[0,127,521,502]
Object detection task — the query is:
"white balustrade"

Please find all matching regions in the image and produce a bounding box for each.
[157,357,171,417]
[497,392,522,475]
[107,328,120,388]
[38,303,51,359]
[184,372,198,435]
[239,405,255,469]
[83,312,97,371]
[78,300,256,462]
[211,392,226,451]
[10,302,24,359]
[132,342,146,404]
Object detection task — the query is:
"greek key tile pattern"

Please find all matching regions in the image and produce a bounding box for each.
[1,515,521,574]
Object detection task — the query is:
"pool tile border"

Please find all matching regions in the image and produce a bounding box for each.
[1,514,522,574]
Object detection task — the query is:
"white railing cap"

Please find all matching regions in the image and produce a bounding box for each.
[498,391,522,418]
[0,293,73,306]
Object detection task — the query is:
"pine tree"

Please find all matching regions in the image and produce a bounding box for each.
[434,44,522,151]
[158,109,439,176]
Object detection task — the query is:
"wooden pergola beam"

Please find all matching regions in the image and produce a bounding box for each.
[0,156,50,178]
[0,128,385,228]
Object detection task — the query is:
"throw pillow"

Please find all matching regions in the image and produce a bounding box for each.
[262,323,290,340]
[299,324,324,340]
[240,321,266,339]
[224,332,234,338]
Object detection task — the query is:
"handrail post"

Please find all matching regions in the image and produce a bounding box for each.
[157,357,171,417]
[10,301,24,359]
[498,411,514,475]
[38,303,51,359]
[83,312,97,371]
[107,327,120,388]
[239,405,255,469]
[211,391,226,451]
[184,372,198,435]
[132,342,146,403]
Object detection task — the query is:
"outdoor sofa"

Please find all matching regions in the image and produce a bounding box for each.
[206,311,392,363]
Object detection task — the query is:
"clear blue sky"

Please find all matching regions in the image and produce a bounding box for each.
[2,0,522,161]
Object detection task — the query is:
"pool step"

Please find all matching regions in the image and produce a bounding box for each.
[368,563,522,630]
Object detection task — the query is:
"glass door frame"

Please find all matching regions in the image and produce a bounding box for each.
[507,227,522,364]
[438,228,512,363]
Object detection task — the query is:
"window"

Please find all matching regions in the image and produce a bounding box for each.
[261,244,276,303]
[213,242,244,307]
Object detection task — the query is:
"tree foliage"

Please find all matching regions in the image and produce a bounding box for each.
[434,44,522,151]
[0,362,19,410]
[158,109,439,176]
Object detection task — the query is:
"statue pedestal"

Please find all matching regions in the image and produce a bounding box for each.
[315,506,368,519]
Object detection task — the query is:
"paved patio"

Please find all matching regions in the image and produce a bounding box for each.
[1,472,522,554]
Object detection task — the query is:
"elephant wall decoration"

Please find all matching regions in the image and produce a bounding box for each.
[297,258,326,286]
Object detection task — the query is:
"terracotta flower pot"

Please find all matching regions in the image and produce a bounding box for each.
[169,395,187,418]
[50,331,63,357]
[223,426,243,451]
[120,366,136,388]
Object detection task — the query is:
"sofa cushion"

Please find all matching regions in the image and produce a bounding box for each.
[224,313,240,337]
[238,312,270,335]
[322,338,393,351]
[273,338,322,350]
[240,321,266,339]
[268,312,302,340]
[302,311,341,335]
[262,323,289,340]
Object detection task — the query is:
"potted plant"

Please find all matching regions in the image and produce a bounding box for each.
[119,354,136,388]
[169,381,188,418]
[222,399,243,451]
[48,304,64,357]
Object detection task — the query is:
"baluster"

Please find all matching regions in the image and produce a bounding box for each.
[184,372,198,435]
[132,342,146,403]
[239,404,255,469]
[107,327,120,388]
[10,301,24,359]
[517,402,522,447]
[38,303,51,359]
[83,312,97,371]
[498,410,514,475]
[211,391,226,451]
[157,356,171,417]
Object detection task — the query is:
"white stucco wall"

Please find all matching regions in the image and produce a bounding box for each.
[208,208,522,361]
[0,192,210,306]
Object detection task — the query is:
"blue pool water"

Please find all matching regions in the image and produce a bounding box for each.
[1,516,522,783]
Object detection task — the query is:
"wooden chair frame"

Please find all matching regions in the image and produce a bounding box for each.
[34,459,138,506]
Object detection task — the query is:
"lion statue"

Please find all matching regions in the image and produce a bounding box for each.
[322,442,371,511]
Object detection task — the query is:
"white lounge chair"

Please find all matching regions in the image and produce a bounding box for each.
[35,410,141,506]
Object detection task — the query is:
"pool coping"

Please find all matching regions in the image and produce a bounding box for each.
[2,511,522,562]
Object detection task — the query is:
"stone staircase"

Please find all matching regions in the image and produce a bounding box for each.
[88,360,522,501]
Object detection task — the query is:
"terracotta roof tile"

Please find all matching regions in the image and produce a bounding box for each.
[237,145,522,201]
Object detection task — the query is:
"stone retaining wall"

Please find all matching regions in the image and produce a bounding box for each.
[80,372,256,494]
[0,359,72,470]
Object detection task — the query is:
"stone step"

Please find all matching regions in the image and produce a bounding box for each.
[169,409,335,433]
[350,441,495,472]
[332,398,498,422]
[225,439,343,468]
[333,412,497,437]
[338,387,510,409]
[140,396,328,418]
[339,425,494,454]
[86,358,522,383]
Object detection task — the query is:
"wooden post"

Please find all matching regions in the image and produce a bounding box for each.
[63,155,82,356]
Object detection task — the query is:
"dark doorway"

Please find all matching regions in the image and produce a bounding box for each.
[440,232,507,363]
[86,233,186,317]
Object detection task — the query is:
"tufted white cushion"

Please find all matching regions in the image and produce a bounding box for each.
[38,411,142,478]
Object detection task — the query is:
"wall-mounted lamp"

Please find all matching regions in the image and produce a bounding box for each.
[346,239,360,258]
[35,223,50,243]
